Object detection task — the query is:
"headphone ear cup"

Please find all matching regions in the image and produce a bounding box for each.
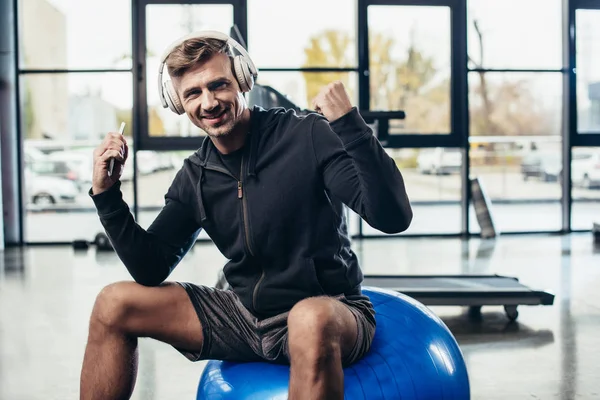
[233,56,252,92]
[164,80,185,115]
[240,59,254,92]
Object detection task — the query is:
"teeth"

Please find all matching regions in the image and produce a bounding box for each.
[202,111,225,120]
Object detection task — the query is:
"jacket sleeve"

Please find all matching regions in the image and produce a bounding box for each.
[310,107,413,234]
[90,169,202,285]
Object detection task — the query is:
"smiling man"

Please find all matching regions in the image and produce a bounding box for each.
[81,31,413,400]
[174,48,250,138]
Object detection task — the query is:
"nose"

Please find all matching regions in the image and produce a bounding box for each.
[201,91,219,113]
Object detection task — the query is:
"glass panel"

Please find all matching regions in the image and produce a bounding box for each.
[137,151,211,240]
[21,73,133,242]
[469,72,562,136]
[247,0,357,68]
[250,71,358,111]
[368,5,451,135]
[467,0,562,70]
[146,4,234,137]
[357,148,462,236]
[468,136,562,233]
[469,71,562,232]
[576,9,600,133]
[18,0,132,69]
[571,147,600,230]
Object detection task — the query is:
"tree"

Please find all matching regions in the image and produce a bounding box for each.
[115,109,131,138]
[115,107,165,138]
[23,82,36,138]
[302,29,450,133]
[370,28,449,133]
[302,30,354,106]
[149,108,165,136]
[301,27,553,137]
[468,20,555,137]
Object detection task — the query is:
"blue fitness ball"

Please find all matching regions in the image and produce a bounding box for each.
[197,286,470,399]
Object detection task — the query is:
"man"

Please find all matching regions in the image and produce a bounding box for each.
[80,31,412,400]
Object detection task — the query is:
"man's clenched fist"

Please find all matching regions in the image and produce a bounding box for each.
[311,81,353,122]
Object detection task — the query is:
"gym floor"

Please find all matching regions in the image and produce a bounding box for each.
[1,233,599,399]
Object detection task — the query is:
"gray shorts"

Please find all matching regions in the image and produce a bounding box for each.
[175,282,376,367]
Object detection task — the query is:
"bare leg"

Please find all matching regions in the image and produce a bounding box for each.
[287,297,359,400]
[80,281,203,400]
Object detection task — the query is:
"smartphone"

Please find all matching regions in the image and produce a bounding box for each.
[108,122,126,177]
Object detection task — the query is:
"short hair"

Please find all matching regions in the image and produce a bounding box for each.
[166,37,233,78]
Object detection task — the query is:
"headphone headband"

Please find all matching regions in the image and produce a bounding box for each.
[157,30,258,109]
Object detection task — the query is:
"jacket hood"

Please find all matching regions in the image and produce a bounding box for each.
[184,106,298,224]
[186,105,292,176]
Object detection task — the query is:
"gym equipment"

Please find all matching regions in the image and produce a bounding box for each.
[94,232,113,251]
[158,30,258,115]
[72,239,89,250]
[71,232,113,252]
[362,274,554,321]
[197,286,470,400]
[471,177,498,239]
[248,83,406,135]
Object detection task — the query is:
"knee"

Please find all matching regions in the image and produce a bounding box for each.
[287,297,341,360]
[90,281,134,331]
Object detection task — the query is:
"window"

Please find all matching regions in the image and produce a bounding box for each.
[368,5,451,134]
[20,73,133,242]
[357,148,462,236]
[467,0,562,70]
[468,134,562,233]
[18,0,135,243]
[469,72,562,137]
[251,71,358,111]
[146,4,235,138]
[576,9,600,133]
[18,0,132,69]
[18,0,594,241]
[247,0,358,69]
[571,147,600,230]
[246,0,358,122]
[466,0,565,233]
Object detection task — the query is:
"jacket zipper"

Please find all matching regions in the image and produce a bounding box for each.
[201,161,255,258]
[237,155,265,311]
[238,155,255,257]
[203,157,263,310]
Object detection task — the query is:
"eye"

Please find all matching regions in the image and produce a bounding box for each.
[183,89,200,101]
[210,81,227,90]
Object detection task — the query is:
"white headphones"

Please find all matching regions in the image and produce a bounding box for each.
[157,30,259,115]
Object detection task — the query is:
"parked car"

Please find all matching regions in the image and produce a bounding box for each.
[572,149,600,189]
[24,169,79,206]
[520,152,562,182]
[24,145,47,163]
[46,150,97,188]
[416,148,462,175]
[26,157,84,190]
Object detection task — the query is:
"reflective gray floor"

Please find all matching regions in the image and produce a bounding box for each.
[1,233,599,399]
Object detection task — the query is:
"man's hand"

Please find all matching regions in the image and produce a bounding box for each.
[311,81,353,122]
[91,132,128,195]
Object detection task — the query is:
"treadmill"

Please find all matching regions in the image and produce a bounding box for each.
[362,274,555,321]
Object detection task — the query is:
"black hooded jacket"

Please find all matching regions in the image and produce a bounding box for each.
[91,106,412,318]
